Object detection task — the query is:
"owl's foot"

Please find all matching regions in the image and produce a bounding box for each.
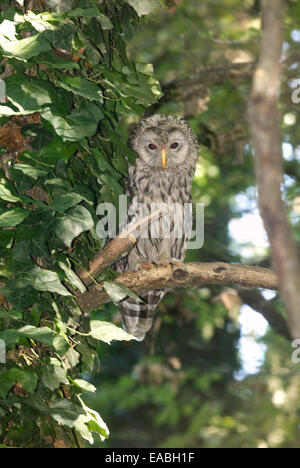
[141,262,154,269]
[153,254,185,270]
[170,258,186,270]
[134,260,154,271]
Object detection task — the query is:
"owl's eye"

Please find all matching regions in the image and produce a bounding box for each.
[148,143,157,150]
[170,142,179,149]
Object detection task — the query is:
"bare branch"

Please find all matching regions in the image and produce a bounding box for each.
[76,207,168,286]
[249,0,300,339]
[75,262,278,314]
[239,289,291,340]
[148,62,255,115]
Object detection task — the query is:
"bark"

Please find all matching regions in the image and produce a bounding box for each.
[75,262,278,314]
[249,0,300,339]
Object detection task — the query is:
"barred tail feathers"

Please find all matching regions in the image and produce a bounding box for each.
[119,290,166,341]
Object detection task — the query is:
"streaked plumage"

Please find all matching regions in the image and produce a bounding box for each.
[116,114,199,340]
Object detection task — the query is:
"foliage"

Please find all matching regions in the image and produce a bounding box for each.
[0,0,161,447]
[1,0,300,449]
[84,0,300,449]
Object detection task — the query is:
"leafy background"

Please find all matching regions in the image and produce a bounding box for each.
[1,0,300,448]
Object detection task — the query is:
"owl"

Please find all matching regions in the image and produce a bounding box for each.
[116,114,199,341]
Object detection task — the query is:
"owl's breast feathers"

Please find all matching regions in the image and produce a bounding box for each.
[128,165,193,204]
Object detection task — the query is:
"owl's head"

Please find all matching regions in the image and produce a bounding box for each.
[128,114,199,174]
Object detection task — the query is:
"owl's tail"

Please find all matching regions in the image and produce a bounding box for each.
[119,290,166,341]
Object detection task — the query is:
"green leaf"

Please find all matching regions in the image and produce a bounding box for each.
[103,280,143,302]
[42,103,104,141]
[48,399,85,427]
[67,7,100,18]
[5,73,55,112]
[126,0,162,17]
[77,395,109,442]
[0,230,14,248]
[37,138,78,166]
[91,148,122,178]
[36,57,80,71]
[56,75,103,103]
[0,368,37,398]
[0,329,21,346]
[7,421,37,445]
[64,347,80,368]
[72,378,96,393]
[19,325,56,345]
[97,13,113,30]
[0,208,30,227]
[58,260,86,293]
[0,33,51,61]
[99,172,124,195]
[89,319,136,344]
[41,361,69,391]
[0,307,23,320]
[13,163,50,179]
[23,266,72,296]
[7,368,38,393]
[55,205,94,246]
[49,193,85,213]
[0,181,21,202]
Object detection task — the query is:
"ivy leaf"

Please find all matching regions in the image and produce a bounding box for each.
[0,182,21,202]
[19,325,57,345]
[13,163,50,179]
[64,347,80,369]
[58,259,86,293]
[41,361,69,391]
[77,395,109,442]
[97,13,113,30]
[0,230,14,248]
[55,205,94,247]
[126,0,162,17]
[49,193,85,213]
[67,7,100,18]
[89,319,136,344]
[56,75,103,103]
[72,378,96,393]
[42,103,104,141]
[0,208,30,227]
[103,280,143,302]
[5,73,55,112]
[0,368,37,399]
[0,33,51,61]
[48,399,85,427]
[28,137,78,166]
[0,308,23,320]
[23,266,72,296]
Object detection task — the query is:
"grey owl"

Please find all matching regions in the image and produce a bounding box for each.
[116,114,199,341]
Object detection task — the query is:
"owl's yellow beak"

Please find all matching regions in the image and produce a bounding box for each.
[161,149,166,169]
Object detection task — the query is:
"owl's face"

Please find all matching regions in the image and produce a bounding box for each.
[129,115,198,173]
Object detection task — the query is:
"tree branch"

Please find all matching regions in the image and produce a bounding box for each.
[148,62,255,115]
[76,207,168,286]
[249,0,300,339]
[239,289,291,340]
[75,262,278,314]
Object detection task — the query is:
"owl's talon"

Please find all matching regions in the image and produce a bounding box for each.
[141,262,154,269]
[170,259,186,270]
